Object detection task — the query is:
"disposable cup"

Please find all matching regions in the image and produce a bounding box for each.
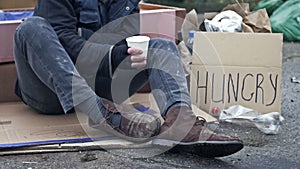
[126,35,150,58]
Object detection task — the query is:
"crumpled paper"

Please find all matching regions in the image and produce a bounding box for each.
[177,41,192,75]
[219,105,284,135]
[243,8,272,33]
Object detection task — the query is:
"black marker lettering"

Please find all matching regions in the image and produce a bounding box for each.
[242,74,254,101]
[255,74,265,104]
[266,74,278,106]
[212,73,225,103]
[196,71,208,104]
[227,73,240,103]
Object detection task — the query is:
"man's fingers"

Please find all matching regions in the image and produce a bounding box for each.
[131,60,147,69]
[131,55,146,62]
[128,48,143,55]
[127,48,147,69]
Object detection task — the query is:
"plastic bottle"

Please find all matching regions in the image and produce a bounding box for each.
[186,30,195,55]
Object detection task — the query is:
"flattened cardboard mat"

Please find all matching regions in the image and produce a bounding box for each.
[0,102,110,148]
[0,93,217,154]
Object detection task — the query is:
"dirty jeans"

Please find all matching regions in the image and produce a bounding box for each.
[13,16,191,121]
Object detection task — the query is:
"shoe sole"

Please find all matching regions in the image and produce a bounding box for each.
[152,139,244,158]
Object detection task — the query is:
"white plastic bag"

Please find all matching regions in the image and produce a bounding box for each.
[204,10,243,32]
[220,105,284,134]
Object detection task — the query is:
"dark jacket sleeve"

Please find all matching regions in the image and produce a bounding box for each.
[33,0,90,62]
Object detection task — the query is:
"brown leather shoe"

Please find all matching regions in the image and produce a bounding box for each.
[152,106,244,157]
[89,98,161,143]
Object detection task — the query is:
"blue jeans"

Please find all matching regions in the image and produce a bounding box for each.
[14,16,191,118]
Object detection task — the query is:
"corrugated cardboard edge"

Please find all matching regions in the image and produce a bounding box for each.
[139,2,185,11]
[0,140,152,156]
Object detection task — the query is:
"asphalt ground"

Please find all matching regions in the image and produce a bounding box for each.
[0,42,299,169]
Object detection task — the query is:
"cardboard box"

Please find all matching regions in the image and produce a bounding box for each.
[0,63,20,102]
[0,0,36,63]
[139,2,186,43]
[0,20,21,63]
[0,0,37,10]
[190,32,283,114]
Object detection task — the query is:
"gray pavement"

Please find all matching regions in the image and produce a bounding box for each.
[0,42,299,169]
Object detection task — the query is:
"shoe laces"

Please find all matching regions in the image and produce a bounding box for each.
[195,116,207,127]
[100,99,123,131]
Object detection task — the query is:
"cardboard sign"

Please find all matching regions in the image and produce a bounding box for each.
[190,32,283,114]
[0,63,20,102]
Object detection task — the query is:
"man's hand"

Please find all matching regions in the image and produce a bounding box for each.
[128,48,147,69]
[111,44,147,71]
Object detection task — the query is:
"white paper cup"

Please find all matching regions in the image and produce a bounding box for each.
[126,36,150,58]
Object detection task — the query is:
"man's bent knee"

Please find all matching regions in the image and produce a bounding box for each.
[15,16,50,40]
[148,38,180,62]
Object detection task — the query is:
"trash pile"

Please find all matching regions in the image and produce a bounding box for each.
[255,0,300,41]
[178,2,274,76]
[178,2,285,135]
[201,3,272,33]
[181,0,300,41]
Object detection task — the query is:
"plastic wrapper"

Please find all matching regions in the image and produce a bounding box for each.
[204,10,243,32]
[219,105,284,135]
[200,3,272,33]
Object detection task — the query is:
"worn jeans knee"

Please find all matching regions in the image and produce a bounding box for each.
[14,16,72,114]
[146,38,191,117]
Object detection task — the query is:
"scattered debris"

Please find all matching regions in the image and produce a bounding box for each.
[22,161,37,169]
[80,153,98,162]
[22,162,38,164]
[220,105,284,134]
[0,120,12,125]
[291,77,300,84]
[243,138,268,147]
[211,106,221,117]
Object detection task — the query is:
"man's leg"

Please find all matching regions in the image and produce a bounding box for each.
[94,37,243,156]
[95,59,150,103]
[95,38,190,112]
[145,39,244,158]
[146,38,191,117]
[14,16,160,142]
[14,17,93,115]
